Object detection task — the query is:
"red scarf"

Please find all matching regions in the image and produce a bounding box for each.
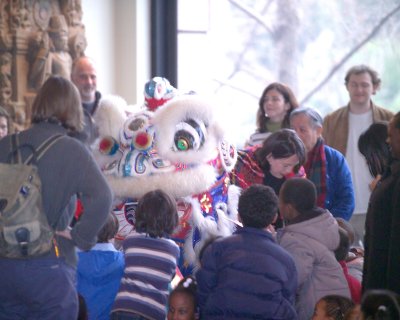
[304,138,327,207]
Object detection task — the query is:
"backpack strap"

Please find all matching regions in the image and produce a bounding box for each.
[25,134,64,165]
[10,134,21,164]
[7,133,31,164]
[6,134,64,165]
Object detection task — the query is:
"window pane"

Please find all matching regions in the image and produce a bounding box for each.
[178,0,400,147]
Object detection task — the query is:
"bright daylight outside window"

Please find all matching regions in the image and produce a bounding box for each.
[177,0,400,148]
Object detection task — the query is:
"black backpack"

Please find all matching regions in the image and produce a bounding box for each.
[0,134,63,258]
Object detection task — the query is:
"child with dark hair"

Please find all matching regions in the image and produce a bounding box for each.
[97,212,120,243]
[334,227,362,304]
[77,213,124,320]
[345,289,400,320]
[111,189,180,320]
[336,218,364,283]
[196,184,298,319]
[312,295,354,320]
[361,289,400,320]
[167,276,199,320]
[277,178,350,320]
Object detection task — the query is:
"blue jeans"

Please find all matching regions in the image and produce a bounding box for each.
[0,256,78,320]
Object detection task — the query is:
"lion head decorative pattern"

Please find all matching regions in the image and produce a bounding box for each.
[92,80,239,275]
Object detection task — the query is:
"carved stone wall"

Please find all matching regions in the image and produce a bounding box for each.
[0,0,87,130]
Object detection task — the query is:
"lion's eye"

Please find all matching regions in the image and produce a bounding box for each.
[173,119,206,152]
[175,133,193,151]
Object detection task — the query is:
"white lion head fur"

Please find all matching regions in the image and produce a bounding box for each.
[152,95,225,164]
[93,95,130,139]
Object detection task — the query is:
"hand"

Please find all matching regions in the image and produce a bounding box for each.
[266,224,276,237]
[369,174,382,191]
[56,228,72,240]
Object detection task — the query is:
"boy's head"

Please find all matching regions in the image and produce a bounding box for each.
[279,178,316,220]
[313,294,354,320]
[135,189,178,238]
[97,213,119,243]
[362,289,400,319]
[334,226,350,262]
[336,217,355,246]
[197,235,222,266]
[238,184,278,228]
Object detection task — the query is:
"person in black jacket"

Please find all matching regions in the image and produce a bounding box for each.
[363,112,400,294]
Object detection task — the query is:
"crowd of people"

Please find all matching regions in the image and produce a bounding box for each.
[0,60,399,320]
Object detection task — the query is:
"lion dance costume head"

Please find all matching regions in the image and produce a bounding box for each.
[92,77,239,275]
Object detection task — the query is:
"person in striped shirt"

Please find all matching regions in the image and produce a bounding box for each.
[111,189,180,320]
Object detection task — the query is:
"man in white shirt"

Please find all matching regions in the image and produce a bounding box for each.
[322,65,393,246]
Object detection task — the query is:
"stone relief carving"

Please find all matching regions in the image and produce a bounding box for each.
[0,0,87,129]
[28,14,73,90]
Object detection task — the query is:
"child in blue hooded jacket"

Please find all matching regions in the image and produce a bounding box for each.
[77,213,124,320]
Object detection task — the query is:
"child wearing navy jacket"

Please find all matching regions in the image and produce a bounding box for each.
[196,184,298,319]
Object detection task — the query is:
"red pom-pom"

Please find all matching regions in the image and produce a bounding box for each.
[99,136,119,155]
[133,132,153,150]
[100,138,111,151]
